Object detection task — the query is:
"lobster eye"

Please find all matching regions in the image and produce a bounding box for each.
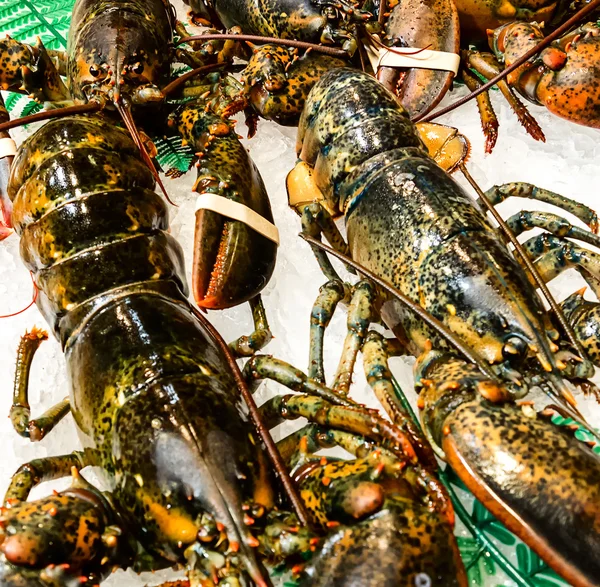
[132,63,144,75]
[89,65,100,77]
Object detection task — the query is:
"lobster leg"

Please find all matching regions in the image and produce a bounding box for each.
[300,203,353,281]
[228,295,273,356]
[523,235,600,283]
[520,234,600,367]
[507,210,600,247]
[461,66,499,154]
[309,280,348,382]
[362,331,438,469]
[4,452,87,505]
[463,50,545,142]
[10,328,71,442]
[247,355,356,408]
[332,280,375,395]
[485,182,599,230]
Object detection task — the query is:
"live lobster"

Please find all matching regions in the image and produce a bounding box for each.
[287,66,600,587]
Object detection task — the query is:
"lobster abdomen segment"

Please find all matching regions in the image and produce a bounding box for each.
[8,115,187,336]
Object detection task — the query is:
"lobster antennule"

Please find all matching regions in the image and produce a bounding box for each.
[115,101,176,206]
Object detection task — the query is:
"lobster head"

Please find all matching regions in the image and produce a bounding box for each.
[0,477,125,586]
[67,0,175,106]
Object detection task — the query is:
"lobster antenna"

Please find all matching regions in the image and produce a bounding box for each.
[161,62,229,96]
[176,34,348,57]
[0,102,102,133]
[0,272,38,319]
[413,0,600,123]
[189,304,312,530]
[300,233,499,381]
[115,102,176,207]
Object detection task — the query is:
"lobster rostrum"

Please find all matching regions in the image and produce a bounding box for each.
[0,107,466,586]
[287,66,600,586]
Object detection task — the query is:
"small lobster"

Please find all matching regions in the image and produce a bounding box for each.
[287,67,600,587]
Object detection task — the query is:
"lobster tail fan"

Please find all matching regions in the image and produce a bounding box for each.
[115,101,176,206]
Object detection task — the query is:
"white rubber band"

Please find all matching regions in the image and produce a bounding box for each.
[0,137,17,159]
[364,37,460,75]
[195,193,280,245]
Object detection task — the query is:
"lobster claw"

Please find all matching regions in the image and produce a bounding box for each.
[378,0,460,119]
[242,45,348,126]
[171,106,277,310]
[0,482,124,586]
[417,352,600,587]
[301,501,466,586]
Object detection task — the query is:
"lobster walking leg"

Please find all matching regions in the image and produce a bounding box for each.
[10,328,71,441]
[4,453,87,504]
[461,66,499,154]
[362,331,438,468]
[309,280,348,382]
[463,50,545,142]
[485,182,599,229]
[300,203,352,281]
[228,295,273,356]
[506,210,600,245]
[523,235,600,281]
[332,280,374,394]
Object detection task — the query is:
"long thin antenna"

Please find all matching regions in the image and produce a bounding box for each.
[115,102,176,206]
[0,102,102,133]
[413,0,600,123]
[161,62,229,97]
[189,305,312,529]
[177,34,348,58]
[300,233,499,381]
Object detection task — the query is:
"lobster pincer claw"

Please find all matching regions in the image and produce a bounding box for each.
[416,349,600,587]
[377,0,460,119]
[292,452,465,585]
[301,501,466,586]
[489,21,600,129]
[170,106,277,309]
[0,474,128,586]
